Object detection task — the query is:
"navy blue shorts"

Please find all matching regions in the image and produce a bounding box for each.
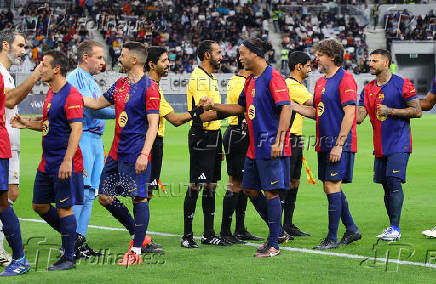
[99,157,151,198]
[317,151,355,184]
[242,157,290,191]
[0,158,8,191]
[33,170,84,208]
[374,152,409,184]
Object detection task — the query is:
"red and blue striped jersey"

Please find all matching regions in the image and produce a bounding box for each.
[238,66,291,159]
[38,83,84,174]
[314,68,357,153]
[359,75,417,157]
[430,76,436,94]
[0,72,11,159]
[103,75,160,162]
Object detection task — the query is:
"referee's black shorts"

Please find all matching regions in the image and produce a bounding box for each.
[148,136,164,191]
[188,127,222,184]
[223,125,249,179]
[290,134,304,181]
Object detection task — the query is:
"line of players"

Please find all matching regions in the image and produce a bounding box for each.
[0,30,435,275]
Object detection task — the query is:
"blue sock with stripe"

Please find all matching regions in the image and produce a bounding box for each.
[266,197,282,250]
[387,177,403,229]
[340,191,358,232]
[250,192,268,223]
[0,206,24,260]
[133,202,149,249]
[327,192,342,242]
[104,198,135,236]
[40,205,60,232]
[59,214,77,261]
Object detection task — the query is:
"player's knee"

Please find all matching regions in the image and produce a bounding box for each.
[265,190,279,200]
[32,203,50,215]
[133,197,147,203]
[98,194,113,206]
[323,181,341,194]
[290,179,300,190]
[57,207,73,218]
[243,189,258,199]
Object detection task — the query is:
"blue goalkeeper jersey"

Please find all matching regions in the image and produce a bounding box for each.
[67,67,115,135]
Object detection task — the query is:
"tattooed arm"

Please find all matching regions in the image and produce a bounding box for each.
[377,98,422,119]
[357,106,368,124]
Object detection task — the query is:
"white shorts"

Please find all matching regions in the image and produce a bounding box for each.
[8,150,19,185]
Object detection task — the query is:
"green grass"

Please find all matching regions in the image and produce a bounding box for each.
[6,115,436,283]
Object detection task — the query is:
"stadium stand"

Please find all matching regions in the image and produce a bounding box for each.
[276,0,370,74]
[94,0,274,73]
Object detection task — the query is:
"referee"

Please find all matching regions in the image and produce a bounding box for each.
[280,51,313,237]
[182,40,229,248]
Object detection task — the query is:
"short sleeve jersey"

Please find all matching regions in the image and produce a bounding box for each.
[238,66,291,159]
[285,77,312,136]
[359,75,417,157]
[0,72,11,159]
[103,75,160,162]
[187,66,221,130]
[67,67,107,135]
[226,75,246,126]
[0,63,19,151]
[314,68,357,153]
[157,87,174,138]
[38,83,84,174]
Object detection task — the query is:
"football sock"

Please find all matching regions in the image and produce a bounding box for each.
[184,187,199,236]
[0,222,4,251]
[133,202,148,249]
[327,192,342,242]
[235,191,248,232]
[280,188,298,230]
[386,177,403,229]
[59,214,77,261]
[104,198,135,236]
[340,191,358,232]
[40,205,61,232]
[220,190,238,236]
[202,187,216,237]
[250,192,268,223]
[0,207,24,259]
[266,197,282,250]
[382,183,391,222]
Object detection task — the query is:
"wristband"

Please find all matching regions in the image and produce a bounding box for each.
[391,108,394,117]
[188,106,204,119]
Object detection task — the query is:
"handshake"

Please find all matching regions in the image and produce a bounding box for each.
[198,97,215,111]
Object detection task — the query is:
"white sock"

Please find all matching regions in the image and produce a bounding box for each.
[130,246,141,255]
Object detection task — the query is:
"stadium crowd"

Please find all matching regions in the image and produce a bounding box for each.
[385,9,436,50]
[275,1,370,74]
[94,0,272,73]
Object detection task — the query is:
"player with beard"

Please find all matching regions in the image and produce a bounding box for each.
[357,49,421,241]
[181,40,231,248]
[144,47,204,252]
[292,39,361,250]
[0,29,41,275]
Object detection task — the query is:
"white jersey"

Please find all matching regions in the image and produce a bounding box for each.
[0,63,19,151]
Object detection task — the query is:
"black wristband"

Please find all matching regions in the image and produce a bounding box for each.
[188,106,204,119]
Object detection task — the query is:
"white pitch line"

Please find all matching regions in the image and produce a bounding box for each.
[19,218,436,269]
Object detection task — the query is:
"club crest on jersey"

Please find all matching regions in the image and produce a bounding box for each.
[321,88,325,95]
[124,93,129,103]
[251,89,255,97]
[248,104,255,120]
[118,111,128,127]
[317,102,324,117]
[47,103,51,110]
[378,93,384,101]
[42,120,49,136]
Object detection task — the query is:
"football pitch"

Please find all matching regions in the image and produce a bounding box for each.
[5,114,436,283]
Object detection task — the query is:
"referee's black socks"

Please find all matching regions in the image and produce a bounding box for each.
[235,191,248,233]
[220,190,238,236]
[202,187,216,237]
[184,187,199,236]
